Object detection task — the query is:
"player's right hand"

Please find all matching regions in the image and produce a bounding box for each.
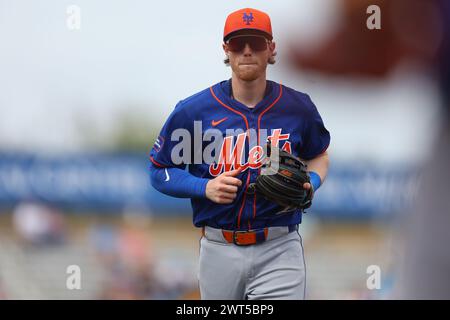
[205,167,243,204]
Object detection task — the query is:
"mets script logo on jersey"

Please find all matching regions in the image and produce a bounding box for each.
[209,129,292,176]
[243,12,254,25]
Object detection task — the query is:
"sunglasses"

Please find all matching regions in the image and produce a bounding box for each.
[226,36,269,52]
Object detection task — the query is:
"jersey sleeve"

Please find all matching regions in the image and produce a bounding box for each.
[298,95,331,160]
[149,101,192,169]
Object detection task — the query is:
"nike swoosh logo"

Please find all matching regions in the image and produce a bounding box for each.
[211,117,228,127]
[164,168,170,182]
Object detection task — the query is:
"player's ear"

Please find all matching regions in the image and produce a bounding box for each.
[268,41,276,53]
[223,43,229,54]
[268,41,277,64]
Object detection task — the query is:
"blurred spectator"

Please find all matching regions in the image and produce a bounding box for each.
[12,201,66,247]
[116,221,159,299]
[89,215,170,299]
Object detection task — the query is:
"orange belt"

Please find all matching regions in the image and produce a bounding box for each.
[202,227,269,246]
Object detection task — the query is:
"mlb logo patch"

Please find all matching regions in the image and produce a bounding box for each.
[153,135,165,152]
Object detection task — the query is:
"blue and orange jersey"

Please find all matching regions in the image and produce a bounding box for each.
[149,79,330,230]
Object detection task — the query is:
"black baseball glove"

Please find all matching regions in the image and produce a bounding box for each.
[254,143,313,213]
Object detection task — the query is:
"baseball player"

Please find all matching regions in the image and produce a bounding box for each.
[149,8,330,300]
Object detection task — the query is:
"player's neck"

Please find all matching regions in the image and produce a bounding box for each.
[230,74,267,108]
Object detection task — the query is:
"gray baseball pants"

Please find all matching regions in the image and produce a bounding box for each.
[198,225,306,300]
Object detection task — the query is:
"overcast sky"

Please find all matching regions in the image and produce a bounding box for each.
[0,0,441,166]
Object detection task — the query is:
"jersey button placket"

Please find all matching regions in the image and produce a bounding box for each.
[245,113,258,228]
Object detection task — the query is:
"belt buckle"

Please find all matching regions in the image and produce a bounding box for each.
[233,230,255,246]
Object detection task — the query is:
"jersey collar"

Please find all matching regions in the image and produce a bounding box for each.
[216,78,279,114]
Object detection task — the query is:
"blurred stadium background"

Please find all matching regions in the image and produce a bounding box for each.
[0,0,447,299]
